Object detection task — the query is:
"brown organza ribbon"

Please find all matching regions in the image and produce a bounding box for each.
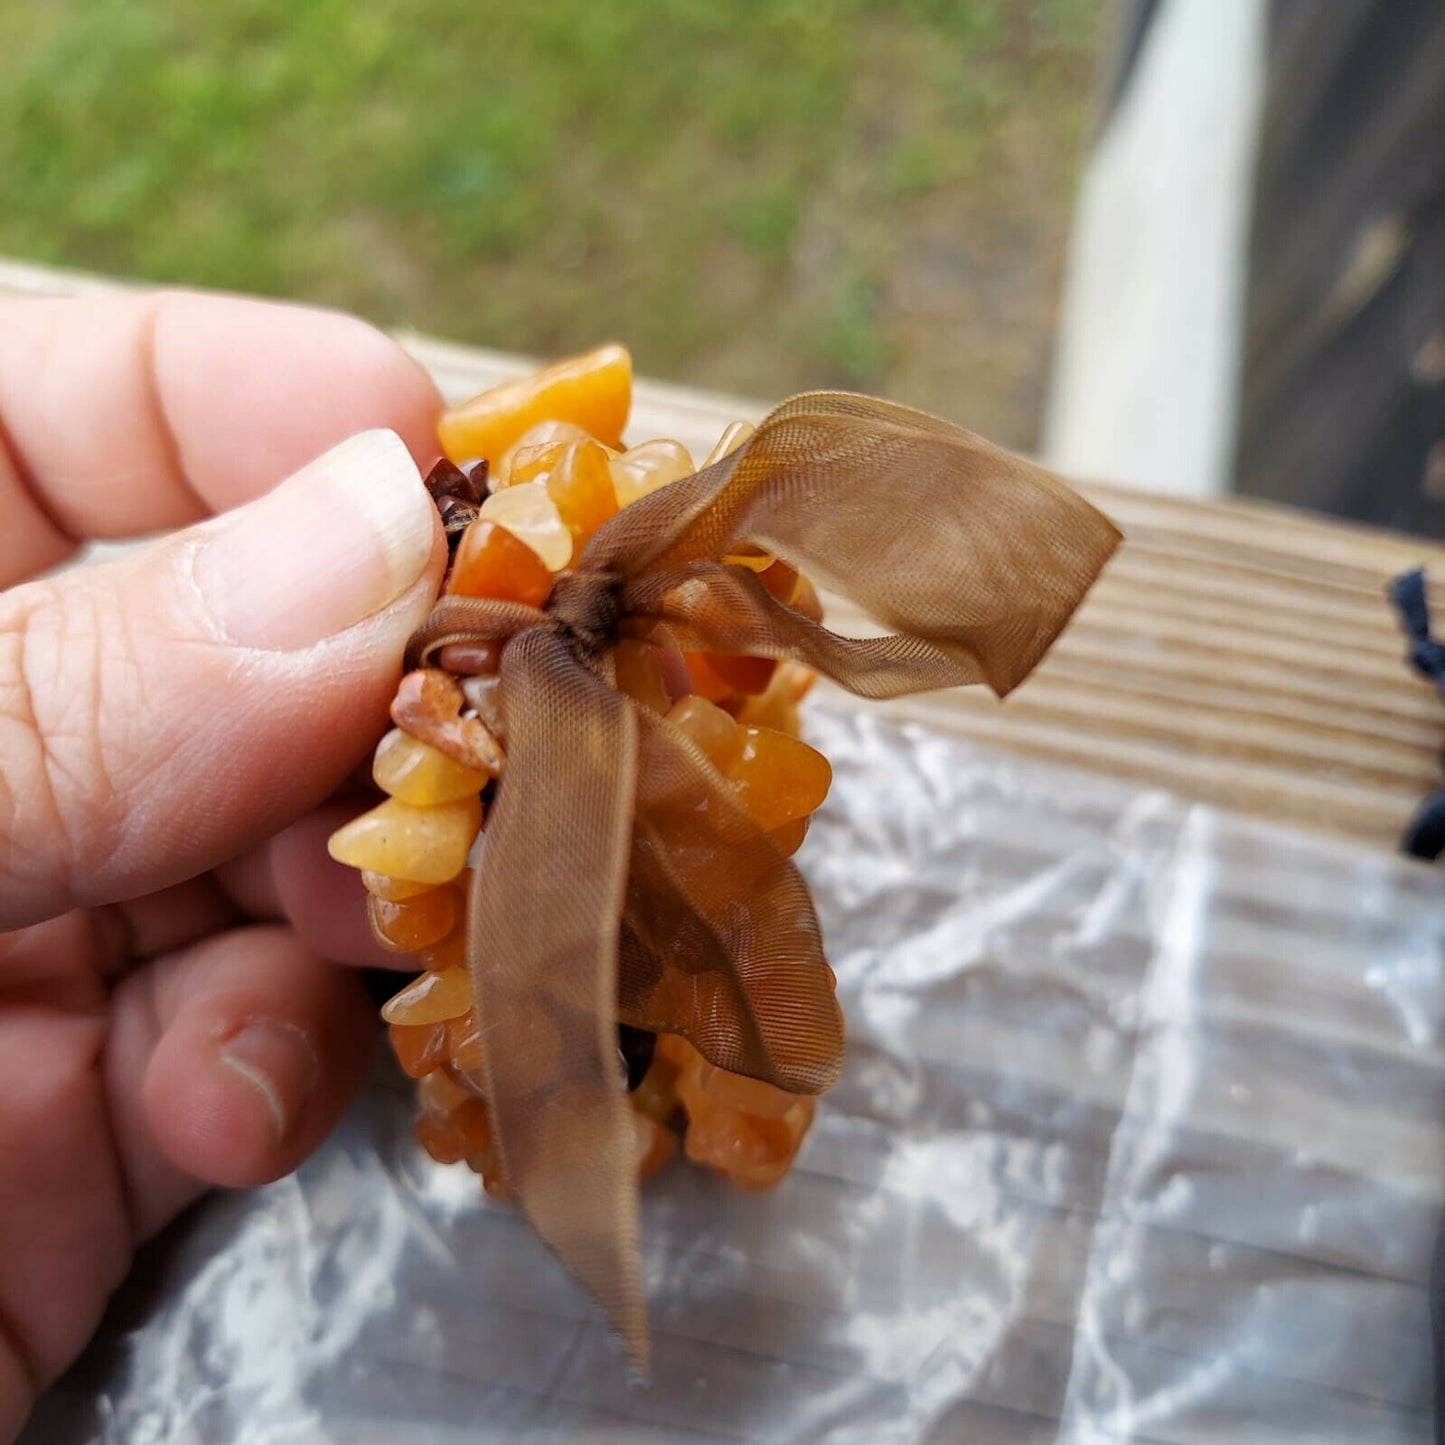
[403,392,1121,1369]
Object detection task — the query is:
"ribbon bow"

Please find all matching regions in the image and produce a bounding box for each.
[404,392,1120,1368]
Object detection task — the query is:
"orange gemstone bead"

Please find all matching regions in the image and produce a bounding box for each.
[380,966,472,1025]
[661,1033,814,1189]
[758,560,799,604]
[506,439,569,487]
[418,1066,474,1115]
[477,481,572,571]
[417,929,467,972]
[699,1061,798,1118]
[736,661,815,735]
[468,1136,511,1196]
[681,651,736,704]
[768,816,810,856]
[494,420,592,486]
[446,1009,487,1075]
[415,1097,493,1166]
[613,639,670,714]
[448,519,555,606]
[361,870,434,902]
[367,886,459,952]
[665,696,739,766]
[723,545,774,573]
[631,1054,682,1126]
[388,1021,448,1079]
[327,795,481,885]
[789,574,824,622]
[704,420,755,466]
[414,1114,466,1165]
[631,1112,678,1180]
[546,438,618,549]
[683,1095,815,1190]
[373,728,489,807]
[705,652,777,695]
[610,439,694,507]
[454,1098,493,1152]
[439,343,632,464]
[722,726,832,831]
[389,669,503,777]
[435,641,503,677]
[656,1031,705,1085]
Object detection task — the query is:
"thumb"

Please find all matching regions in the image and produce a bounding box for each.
[0,429,443,929]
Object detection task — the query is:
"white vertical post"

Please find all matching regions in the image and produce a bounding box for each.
[1044,0,1268,499]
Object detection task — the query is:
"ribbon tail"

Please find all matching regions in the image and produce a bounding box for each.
[634,562,989,699]
[594,392,1120,698]
[617,708,844,1093]
[465,627,647,1371]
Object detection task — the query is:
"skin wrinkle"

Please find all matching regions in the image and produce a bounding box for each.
[101,595,169,871]
[80,1008,147,1264]
[16,577,117,916]
[0,585,69,910]
[5,305,108,539]
[174,535,227,645]
[0,409,74,581]
[87,903,135,987]
[0,1298,38,1422]
[131,295,210,528]
[0,633,22,858]
[104,961,165,1246]
[0,919,105,1013]
[34,298,202,537]
[0,312,80,575]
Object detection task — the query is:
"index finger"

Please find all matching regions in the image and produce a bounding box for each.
[0,290,443,586]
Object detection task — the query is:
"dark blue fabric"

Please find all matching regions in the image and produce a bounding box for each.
[1389,570,1445,687]
[1389,570,1445,867]
[1405,790,1445,863]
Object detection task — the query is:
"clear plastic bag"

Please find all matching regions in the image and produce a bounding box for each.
[26,705,1444,1443]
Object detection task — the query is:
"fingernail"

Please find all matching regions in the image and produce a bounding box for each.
[194,429,435,650]
[218,1018,320,1141]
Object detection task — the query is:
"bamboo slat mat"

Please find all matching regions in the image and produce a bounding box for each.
[4,256,1443,850]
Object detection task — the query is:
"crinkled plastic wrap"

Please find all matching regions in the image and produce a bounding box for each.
[26,704,1445,1443]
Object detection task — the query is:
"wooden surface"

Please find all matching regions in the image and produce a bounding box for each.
[4,255,1444,851]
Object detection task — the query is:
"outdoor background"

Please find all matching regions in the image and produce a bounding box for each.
[0,0,1104,453]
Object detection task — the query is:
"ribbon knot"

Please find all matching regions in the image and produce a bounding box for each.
[546,566,626,658]
[406,392,1121,1371]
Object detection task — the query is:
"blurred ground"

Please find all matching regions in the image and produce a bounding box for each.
[0,1,1102,450]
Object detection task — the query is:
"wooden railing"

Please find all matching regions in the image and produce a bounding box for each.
[5,256,1442,850]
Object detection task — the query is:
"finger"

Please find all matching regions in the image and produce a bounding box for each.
[118,877,238,959]
[0,878,234,1000]
[0,1338,29,1445]
[216,801,402,969]
[107,924,375,1237]
[0,291,442,585]
[0,429,446,930]
[0,1003,126,1427]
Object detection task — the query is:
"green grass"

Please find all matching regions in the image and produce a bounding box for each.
[0,0,1101,418]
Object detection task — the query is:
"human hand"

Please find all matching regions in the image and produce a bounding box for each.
[0,290,447,1440]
